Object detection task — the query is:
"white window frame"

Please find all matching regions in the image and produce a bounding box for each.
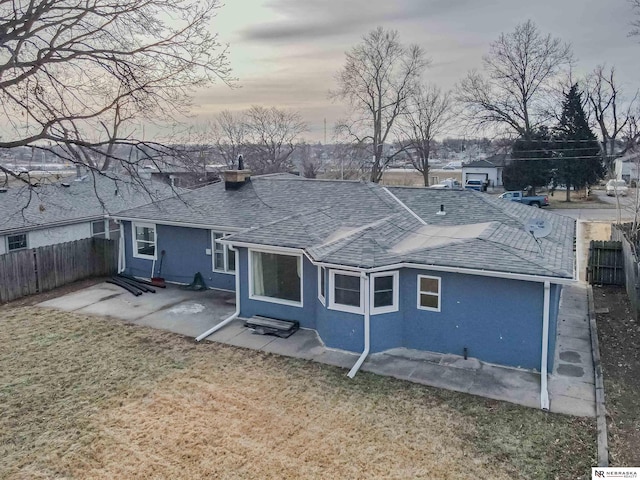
[248,248,303,308]
[417,274,441,312]
[329,269,364,314]
[91,219,106,238]
[318,266,326,306]
[7,233,28,252]
[132,222,157,260]
[370,271,399,315]
[211,231,236,274]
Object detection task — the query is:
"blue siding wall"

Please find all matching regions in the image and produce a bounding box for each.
[400,269,553,371]
[221,246,564,371]
[122,222,563,371]
[237,248,317,329]
[123,221,235,291]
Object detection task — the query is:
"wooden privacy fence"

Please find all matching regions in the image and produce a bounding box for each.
[0,237,117,303]
[611,224,640,319]
[587,240,624,286]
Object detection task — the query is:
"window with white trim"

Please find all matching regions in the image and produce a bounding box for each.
[417,275,441,312]
[329,270,364,314]
[132,223,156,259]
[318,266,326,305]
[91,220,106,238]
[212,232,236,273]
[108,219,120,239]
[371,271,399,315]
[7,233,27,252]
[250,250,302,306]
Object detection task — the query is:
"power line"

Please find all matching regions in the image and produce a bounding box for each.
[509,155,604,161]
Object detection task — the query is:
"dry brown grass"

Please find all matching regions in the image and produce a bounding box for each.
[0,306,595,479]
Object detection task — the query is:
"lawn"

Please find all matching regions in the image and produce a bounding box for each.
[0,305,596,479]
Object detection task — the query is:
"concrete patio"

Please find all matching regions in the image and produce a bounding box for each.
[37,281,595,417]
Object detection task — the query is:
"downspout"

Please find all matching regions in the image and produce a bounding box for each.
[347,272,370,378]
[196,246,240,342]
[117,220,125,274]
[540,280,551,410]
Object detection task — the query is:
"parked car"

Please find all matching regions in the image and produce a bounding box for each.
[441,161,462,170]
[605,179,628,196]
[465,179,485,192]
[498,191,549,208]
[430,178,462,189]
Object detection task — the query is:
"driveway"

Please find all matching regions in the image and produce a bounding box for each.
[38,281,596,417]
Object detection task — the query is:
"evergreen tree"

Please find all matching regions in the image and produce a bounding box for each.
[554,84,604,201]
[504,127,553,193]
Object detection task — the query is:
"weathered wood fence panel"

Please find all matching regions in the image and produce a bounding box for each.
[587,240,624,286]
[611,224,640,319]
[0,238,117,303]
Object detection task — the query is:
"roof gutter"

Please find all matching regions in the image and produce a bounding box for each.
[347,272,370,378]
[221,240,575,284]
[195,246,241,342]
[110,216,242,233]
[0,214,109,236]
[540,280,551,410]
[307,258,576,285]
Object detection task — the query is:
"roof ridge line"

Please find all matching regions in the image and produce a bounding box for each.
[382,187,427,225]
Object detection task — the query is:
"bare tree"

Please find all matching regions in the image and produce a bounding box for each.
[398,85,453,186]
[0,0,232,187]
[332,27,427,183]
[210,110,247,168]
[457,20,572,138]
[242,106,307,174]
[587,65,638,171]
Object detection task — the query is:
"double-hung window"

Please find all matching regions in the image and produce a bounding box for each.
[132,223,156,259]
[371,271,399,315]
[417,275,441,312]
[7,233,27,252]
[212,232,236,273]
[91,220,106,238]
[108,219,120,239]
[329,270,364,314]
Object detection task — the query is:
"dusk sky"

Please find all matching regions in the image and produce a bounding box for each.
[193,0,640,142]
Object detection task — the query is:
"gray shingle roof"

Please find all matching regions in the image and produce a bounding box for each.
[0,174,180,235]
[463,159,497,168]
[113,175,575,279]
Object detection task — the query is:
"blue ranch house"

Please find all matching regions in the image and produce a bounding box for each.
[112,170,575,409]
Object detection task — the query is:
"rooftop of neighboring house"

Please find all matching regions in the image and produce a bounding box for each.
[113,172,575,279]
[0,172,181,235]
[463,158,499,169]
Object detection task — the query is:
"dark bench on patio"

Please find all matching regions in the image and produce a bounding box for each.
[244,316,299,338]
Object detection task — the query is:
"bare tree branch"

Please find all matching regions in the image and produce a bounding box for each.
[457,20,572,138]
[0,0,233,191]
[396,84,453,186]
[586,64,638,170]
[331,27,427,182]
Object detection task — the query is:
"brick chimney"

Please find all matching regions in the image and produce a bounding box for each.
[223,155,251,190]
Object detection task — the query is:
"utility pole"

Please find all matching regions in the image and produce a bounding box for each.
[324,118,327,145]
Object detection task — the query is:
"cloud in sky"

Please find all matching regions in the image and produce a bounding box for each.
[195,0,640,142]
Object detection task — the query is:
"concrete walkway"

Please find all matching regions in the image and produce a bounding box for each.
[549,283,596,417]
[38,281,596,417]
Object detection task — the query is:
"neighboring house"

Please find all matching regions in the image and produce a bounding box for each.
[614,150,640,183]
[0,172,178,255]
[462,154,508,188]
[113,170,575,404]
